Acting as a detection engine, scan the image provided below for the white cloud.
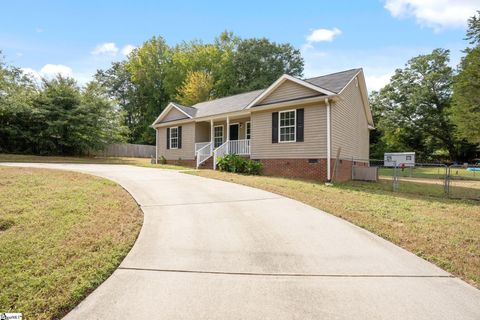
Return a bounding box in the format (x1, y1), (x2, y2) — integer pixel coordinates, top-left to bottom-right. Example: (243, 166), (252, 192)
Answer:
(91, 42), (119, 55)
(384, 0), (478, 30)
(121, 44), (136, 56)
(21, 68), (42, 81)
(40, 64), (73, 77)
(306, 28), (342, 43)
(365, 74), (393, 92)
(22, 64), (73, 82)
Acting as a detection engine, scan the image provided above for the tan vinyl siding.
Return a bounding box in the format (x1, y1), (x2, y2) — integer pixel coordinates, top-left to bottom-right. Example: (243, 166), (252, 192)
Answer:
(157, 122), (195, 160)
(162, 107), (189, 122)
(260, 80), (321, 105)
(251, 103), (327, 159)
(331, 78), (369, 160)
(195, 122), (210, 143)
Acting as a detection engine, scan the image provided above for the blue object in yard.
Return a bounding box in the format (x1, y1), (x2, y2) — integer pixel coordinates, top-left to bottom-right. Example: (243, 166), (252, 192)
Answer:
(466, 167), (480, 171)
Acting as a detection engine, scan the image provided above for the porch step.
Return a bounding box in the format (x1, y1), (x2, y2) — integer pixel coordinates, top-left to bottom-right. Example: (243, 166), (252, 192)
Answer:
(198, 157), (213, 169)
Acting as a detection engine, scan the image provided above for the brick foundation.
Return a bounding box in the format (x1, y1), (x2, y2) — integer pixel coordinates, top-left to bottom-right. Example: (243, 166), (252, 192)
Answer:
(254, 158), (367, 182)
(256, 159), (328, 181)
(333, 159), (368, 182)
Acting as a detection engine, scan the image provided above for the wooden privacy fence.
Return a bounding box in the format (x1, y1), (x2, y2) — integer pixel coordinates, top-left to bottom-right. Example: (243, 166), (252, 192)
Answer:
(91, 143), (156, 158)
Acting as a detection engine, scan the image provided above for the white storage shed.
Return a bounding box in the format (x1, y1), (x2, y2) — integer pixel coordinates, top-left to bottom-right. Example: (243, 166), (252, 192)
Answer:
(384, 152), (415, 167)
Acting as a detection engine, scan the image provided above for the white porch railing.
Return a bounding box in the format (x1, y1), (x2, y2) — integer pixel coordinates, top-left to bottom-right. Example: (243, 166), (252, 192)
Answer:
(195, 142), (211, 153)
(196, 142), (213, 168)
(213, 141), (229, 170)
(212, 139), (251, 169)
(228, 139), (251, 155)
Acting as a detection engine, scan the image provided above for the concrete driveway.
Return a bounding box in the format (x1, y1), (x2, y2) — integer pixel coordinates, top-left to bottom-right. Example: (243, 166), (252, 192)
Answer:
(3, 163), (480, 319)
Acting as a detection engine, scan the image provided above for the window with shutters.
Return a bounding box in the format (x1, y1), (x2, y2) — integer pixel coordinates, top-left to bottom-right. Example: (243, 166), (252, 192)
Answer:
(279, 110), (296, 142)
(214, 125), (224, 147)
(170, 127), (179, 149)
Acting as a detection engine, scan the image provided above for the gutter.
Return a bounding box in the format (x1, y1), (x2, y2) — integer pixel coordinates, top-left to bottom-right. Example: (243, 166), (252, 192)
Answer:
(325, 98), (331, 182)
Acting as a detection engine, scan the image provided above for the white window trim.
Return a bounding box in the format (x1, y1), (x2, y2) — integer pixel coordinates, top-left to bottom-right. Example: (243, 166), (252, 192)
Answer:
(169, 126), (179, 149)
(214, 125), (224, 147)
(278, 109), (296, 143)
(245, 121), (251, 140)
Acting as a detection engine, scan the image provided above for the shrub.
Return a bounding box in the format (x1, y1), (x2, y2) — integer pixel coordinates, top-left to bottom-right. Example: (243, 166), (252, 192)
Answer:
(159, 155), (167, 164)
(217, 154), (263, 175)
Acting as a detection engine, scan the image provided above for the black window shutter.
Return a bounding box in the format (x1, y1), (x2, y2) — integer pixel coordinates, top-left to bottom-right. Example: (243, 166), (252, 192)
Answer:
(178, 126), (182, 149)
(166, 127), (170, 149)
(296, 108), (304, 142)
(272, 112), (279, 143)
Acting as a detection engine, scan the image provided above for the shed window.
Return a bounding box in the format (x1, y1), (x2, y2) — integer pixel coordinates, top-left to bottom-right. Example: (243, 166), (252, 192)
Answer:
(406, 155), (412, 161)
(170, 127), (179, 149)
(279, 110), (296, 142)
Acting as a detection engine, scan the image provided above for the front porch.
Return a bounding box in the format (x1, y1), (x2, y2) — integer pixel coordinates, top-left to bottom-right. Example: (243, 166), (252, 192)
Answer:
(194, 116), (251, 169)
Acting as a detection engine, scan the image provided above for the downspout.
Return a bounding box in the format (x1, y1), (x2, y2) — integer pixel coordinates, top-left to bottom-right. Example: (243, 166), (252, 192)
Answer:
(155, 127), (158, 164)
(325, 98), (331, 182)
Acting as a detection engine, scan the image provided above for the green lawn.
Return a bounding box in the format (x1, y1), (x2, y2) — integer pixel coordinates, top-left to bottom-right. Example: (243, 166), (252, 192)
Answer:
(0, 167), (143, 319)
(0, 153), (191, 170)
(187, 170), (480, 288)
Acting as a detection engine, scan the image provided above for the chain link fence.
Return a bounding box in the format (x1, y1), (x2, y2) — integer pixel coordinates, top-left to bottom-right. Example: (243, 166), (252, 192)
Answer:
(334, 158), (480, 201)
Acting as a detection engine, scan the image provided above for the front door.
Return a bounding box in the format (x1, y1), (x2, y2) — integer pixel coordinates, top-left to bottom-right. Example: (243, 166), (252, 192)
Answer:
(229, 124), (239, 140)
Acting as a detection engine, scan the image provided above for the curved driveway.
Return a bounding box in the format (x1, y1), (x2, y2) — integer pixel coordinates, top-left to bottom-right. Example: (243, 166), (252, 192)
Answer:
(3, 163), (480, 319)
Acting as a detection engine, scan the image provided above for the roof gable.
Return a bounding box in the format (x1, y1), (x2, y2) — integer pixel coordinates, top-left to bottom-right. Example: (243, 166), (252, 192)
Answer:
(151, 102), (195, 126)
(257, 79), (322, 105)
(246, 74), (335, 109)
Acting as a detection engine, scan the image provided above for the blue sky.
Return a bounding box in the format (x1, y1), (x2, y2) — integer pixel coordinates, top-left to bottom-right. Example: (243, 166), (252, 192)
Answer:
(1, 0), (478, 90)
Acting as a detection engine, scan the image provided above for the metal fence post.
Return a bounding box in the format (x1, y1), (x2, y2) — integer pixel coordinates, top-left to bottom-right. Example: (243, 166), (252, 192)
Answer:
(392, 161), (398, 192)
(444, 166), (450, 197)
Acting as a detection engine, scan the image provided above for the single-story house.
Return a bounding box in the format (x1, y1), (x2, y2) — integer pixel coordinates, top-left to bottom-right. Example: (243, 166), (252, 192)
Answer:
(152, 68), (374, 181)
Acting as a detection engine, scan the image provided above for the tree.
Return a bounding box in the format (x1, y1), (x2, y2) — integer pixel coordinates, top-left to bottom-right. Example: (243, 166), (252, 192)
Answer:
(0, 54), (39, 153)
(176, 71), (214, 105)
(95, 61), (137, 142)
(452, 11), (480, 144)
(371, 49), (459, 161)
(225, 38), (304, 95)
(126, 36), (172, 144)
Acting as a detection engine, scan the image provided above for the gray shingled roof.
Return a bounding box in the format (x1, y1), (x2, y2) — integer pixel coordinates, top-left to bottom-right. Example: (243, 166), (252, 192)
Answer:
(162, 68), (361, 122)
(171, 102), (197, 118)
(305, 68), (361, 94)
(191, 89), (264, 118)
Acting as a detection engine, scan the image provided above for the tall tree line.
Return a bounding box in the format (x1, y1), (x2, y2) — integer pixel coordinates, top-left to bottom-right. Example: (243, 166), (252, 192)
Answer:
(0, 59), (126, 155)
(370, 12), (480, 162)
(95, 32), (304, 144)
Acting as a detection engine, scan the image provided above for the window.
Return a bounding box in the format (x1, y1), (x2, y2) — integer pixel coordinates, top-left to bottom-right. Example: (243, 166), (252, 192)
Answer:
(279, 110), (296, 142)
(214, 125), (224, 148)
(170, 127), (178, 149)
(245, 122), (251, 140)
(406, 155), (412, 161)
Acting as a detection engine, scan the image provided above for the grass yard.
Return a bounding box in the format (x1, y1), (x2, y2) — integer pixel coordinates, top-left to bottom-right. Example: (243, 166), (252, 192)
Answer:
(0, 153), (190, 170)
(187, 170), (480, 288)
(0, 167), (143, 319)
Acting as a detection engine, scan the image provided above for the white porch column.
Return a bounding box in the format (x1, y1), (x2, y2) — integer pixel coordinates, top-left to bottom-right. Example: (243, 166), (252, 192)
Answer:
(210, 119), (214, 152)
(325, 98), (331, 182)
